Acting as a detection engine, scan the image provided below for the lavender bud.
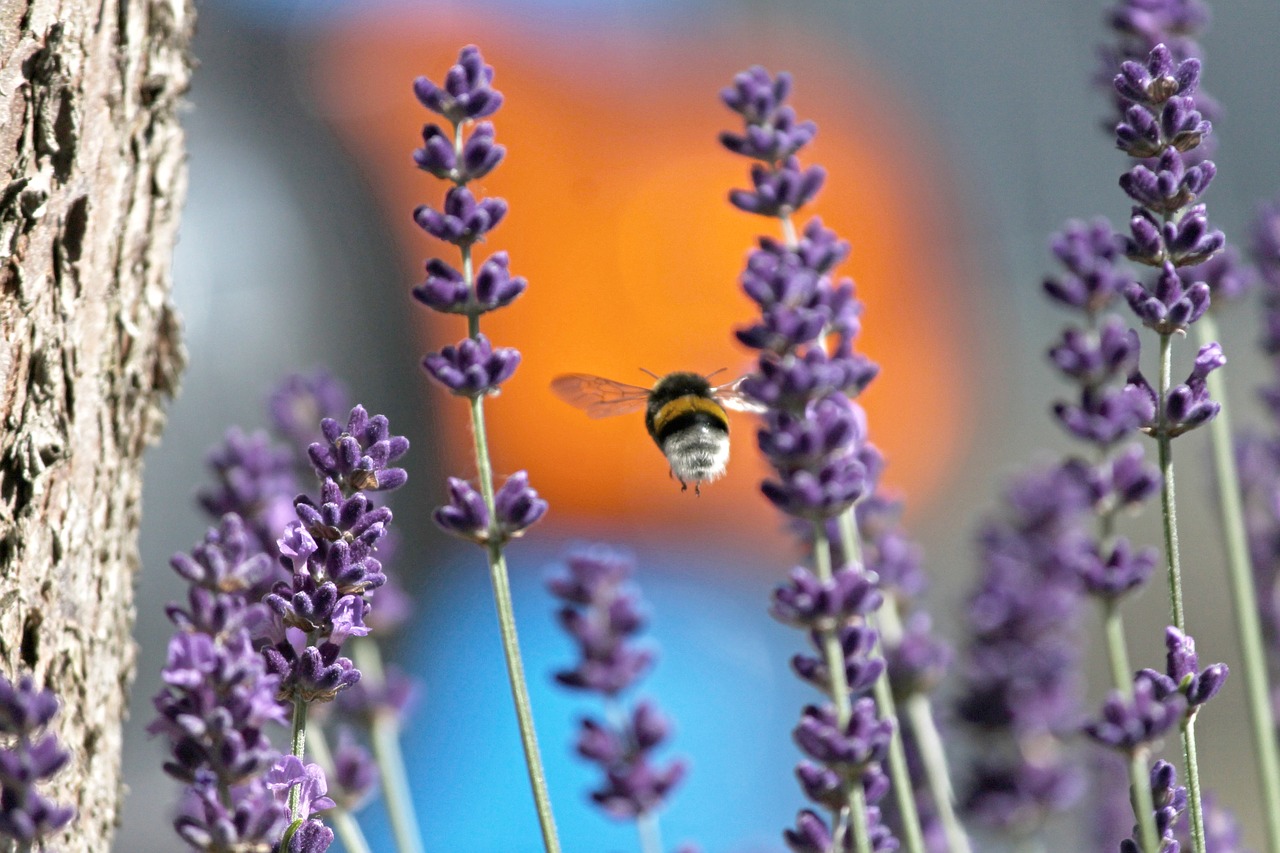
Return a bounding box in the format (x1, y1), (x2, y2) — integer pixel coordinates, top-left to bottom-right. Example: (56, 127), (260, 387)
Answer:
(1074, 537), (1158, 600)
(729, 158), (826, 218)
(308, 405), (409, 494)
(422, 333), (520, 397)
(413, 45), (503, 124)
(413, 186), (508, 247)
(494, 470), (548, 539)
(433, 477), (490, 542)
(1083, 675), (1185, 752)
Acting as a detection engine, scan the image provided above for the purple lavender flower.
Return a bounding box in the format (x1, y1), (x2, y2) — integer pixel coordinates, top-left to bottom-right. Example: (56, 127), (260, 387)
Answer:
(1128, 341), (1224, 437)
(198, 426), (299, 557)
(153, 519), (290, 850)
(414, 121), (505, 184)
(722, 64), (914, 851)
(308, 405), (409, 494)
(268, 370), (351, 462)
(413, 44), (503, 124)
(174, 775), (286, 853)
(549, 548), (687, 827)
(958, 463), (1091, 831)
(0, 674), (74, 843)
(422, 333), (521, 397)
(1084, 675), (1185, 753)
(550, 547), (652, 698)
(770, 565), (883, 631)
(1135, 626), (1229, 714)
(1120, 760), (1186, 853)
(412, 252), (525, 316)
(413, 186), (508, 247)
(329, 728), (379, 811)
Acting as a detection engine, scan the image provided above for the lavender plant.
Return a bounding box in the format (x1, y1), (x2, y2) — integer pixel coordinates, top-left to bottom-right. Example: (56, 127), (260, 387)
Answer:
(1107, 32), (1237, 852)
(548, 546), (692, 853)
(0, 674), (73, 845)
(720, 65), (965, 853)
(956, 464), (1091, 839)
(410, 45), (558, 852)
(1241, 200), (1280, 714)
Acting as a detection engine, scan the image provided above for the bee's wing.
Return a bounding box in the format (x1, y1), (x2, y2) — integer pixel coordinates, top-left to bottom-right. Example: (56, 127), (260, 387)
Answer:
(550, 373), (652, 419)
(712, 376), (767, 413)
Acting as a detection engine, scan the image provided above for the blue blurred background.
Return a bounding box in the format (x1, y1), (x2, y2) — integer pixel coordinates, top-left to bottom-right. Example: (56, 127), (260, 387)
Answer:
(120, 1), (1280, 850)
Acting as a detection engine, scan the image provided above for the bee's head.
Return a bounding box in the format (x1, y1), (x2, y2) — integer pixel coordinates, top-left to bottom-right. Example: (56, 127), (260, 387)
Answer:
(650, 371), (713, 399)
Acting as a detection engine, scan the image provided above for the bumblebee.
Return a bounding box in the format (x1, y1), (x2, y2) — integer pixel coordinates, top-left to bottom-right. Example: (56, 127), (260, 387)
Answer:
(550, 370), (763, 494)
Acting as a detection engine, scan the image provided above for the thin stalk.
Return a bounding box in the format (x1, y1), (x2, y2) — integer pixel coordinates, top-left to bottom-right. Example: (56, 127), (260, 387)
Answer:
(636, 813), (662, 853)
(1195, 314), (1280, 853)
(837, 511), (927, 853)
(351, 640), (426, 853)
(1156, 333), (1186, 630)
(813, 521), (872, 853)
(1102, 601), (1160, 853)
(848, 782), (874, 853)
(1181, 717), (1206, 853)
(288, 693), (309, 820)
(306, 727), (375, 853)
(467, 393), (562, 853)
(1155, 331), (1205, 852)
(853, 533), (969, 851)
(454, 196), (562, 850)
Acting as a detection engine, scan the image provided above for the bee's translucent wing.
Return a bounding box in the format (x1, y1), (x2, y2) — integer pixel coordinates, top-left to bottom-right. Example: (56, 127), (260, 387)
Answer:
(550, 373), (652, 419)
(712, 376), (767, 413)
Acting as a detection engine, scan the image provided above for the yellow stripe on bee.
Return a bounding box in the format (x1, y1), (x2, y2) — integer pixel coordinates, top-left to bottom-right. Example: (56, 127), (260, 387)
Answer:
(653, 395), (729, 436)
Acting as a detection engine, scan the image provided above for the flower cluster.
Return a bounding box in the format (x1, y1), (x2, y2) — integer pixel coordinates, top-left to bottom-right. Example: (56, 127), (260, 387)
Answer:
(151, 514), (293, 851)
(957, 465), (1091, 832)
(548, 547), (688, 826)
(1243, 200), (1280, 714)
(721, 66), (903, 852)
(157, 370), (415, 852)
(197, 426), (298, 562)
(412, 46), (548, 550)
(1112, 41), (1228, 408)
(263, 405), (407, 706)
(0, 674), (73, 843)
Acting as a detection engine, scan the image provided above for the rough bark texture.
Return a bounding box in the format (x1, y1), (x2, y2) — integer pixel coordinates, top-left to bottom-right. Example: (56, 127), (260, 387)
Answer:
(0, 0), (191, 848)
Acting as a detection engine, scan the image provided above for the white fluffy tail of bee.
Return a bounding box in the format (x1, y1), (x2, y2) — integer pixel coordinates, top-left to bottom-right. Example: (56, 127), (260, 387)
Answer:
(663, 424), (730, 490)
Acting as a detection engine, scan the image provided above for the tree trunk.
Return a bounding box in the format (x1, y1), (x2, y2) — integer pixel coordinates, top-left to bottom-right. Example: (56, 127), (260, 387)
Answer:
(0, 0), (192, 848)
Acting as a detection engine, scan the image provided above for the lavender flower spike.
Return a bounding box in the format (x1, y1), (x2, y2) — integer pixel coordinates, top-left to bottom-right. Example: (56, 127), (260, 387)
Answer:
(0, 674), (74, 843)
(412, 46), (561, 851)
(549, 547), (689, 847)
(722, 63), (929, 852)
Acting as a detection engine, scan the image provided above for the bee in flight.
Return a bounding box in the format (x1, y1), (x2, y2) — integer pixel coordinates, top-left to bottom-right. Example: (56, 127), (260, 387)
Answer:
(550, 370), (764, 494)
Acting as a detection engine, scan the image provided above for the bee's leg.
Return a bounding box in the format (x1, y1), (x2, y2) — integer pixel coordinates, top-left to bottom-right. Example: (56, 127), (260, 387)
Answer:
(694, 482), (701, 497)
(679, 478), (688, 492)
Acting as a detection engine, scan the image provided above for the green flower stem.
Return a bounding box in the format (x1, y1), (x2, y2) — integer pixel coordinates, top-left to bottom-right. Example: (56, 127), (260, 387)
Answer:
(351, 639), (425, 853)
(306, 727), (374, 853)
(813, 521), (873, 853)
(636, 812), (662, 853)
(1157, 333), (1187, 630)
(1155, 331), (1205, 853)
(842, 511), (970, 853)
(1195, 313), (1280, 853)
(465, 389), (562, 853)
(451, 211), (562, 851)
(288, 692), (309, 821)
(835, 513), (926, 853)
(1102, 600), (1160, 853)
(848, 782), (873, 853)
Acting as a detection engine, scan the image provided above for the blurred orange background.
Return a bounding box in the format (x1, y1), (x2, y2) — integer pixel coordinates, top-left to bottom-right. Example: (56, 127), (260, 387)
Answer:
(312, 12), (982, 540)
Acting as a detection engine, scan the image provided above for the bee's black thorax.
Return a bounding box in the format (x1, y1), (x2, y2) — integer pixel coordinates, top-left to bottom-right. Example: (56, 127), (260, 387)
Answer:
(644, 372), (729, 444)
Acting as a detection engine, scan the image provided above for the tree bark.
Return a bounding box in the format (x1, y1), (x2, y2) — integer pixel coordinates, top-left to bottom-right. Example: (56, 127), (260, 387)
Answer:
(0, 0), (192, 848)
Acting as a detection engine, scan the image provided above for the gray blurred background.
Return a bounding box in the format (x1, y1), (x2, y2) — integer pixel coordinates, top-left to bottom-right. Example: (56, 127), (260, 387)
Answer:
(119, 1), (1280, 850)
